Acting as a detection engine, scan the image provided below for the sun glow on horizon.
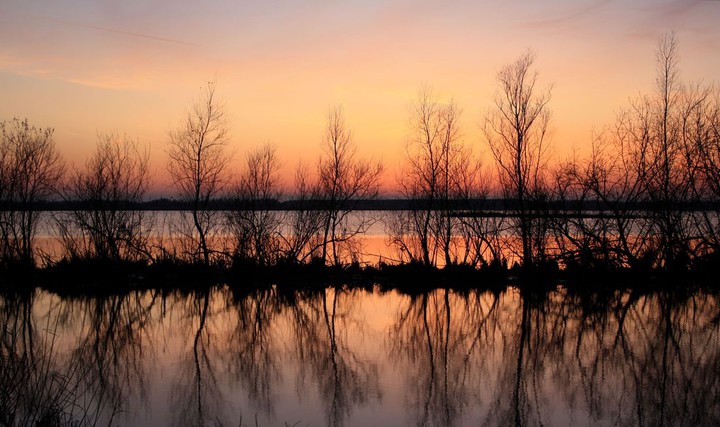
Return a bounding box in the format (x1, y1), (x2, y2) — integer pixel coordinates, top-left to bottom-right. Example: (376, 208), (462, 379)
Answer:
(1, 0), (719, 197)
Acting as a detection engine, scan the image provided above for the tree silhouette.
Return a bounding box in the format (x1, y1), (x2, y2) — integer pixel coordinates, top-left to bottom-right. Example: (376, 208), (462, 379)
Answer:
(280, 162), (325, 264)
(0, 118), (64, 267)
(484, 51), (552, 268)
(391, 87), (486, 267)
(168, 82), (230, 264)
(317, 106), (383, 266)
(59, 133), (150, 262)
(226, 143), (283, 266)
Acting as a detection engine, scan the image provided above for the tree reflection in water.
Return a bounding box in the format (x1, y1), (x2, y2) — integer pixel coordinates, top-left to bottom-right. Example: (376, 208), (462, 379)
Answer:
(1, 284), (720, 426)
(168, 288), (225, 427)
(0, 289), (156, 425)
(68, 290), (157, 423)
(286, 287), (381, 427)
(222, 287), (282, 416)
(388, 288), (501, 426)
(489, 287), (720, 427)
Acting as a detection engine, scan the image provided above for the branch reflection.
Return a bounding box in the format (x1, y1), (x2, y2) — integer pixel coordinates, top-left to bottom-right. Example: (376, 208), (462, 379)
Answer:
(287, 287), (381, 427)
(389, 288), (501, 426)
(1, 284), (719, 426)
(167, 288), (224, 427)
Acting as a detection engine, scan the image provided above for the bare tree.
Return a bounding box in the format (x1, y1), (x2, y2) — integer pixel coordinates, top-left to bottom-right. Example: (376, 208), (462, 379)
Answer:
(614, 33), (701, 270)
(0, 118), (64, 267)
(391, 88), (487, 267)
(280, 162), (325, 264)
(547, 34), (720, 271)
(226, 143), (283, 265)
(484, 50), (552, 268)
(683, 87), (720, 255)
(58, 133), (150, 262)
(317, 106), (383, 266)
(168, 82), (230, 264)
(545, 132), (652, 270)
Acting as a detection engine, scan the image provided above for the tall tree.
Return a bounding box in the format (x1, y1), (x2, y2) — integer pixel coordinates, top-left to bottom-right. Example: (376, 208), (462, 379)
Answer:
(168, 82), (230, 264)
(391, 88), (484, 266)
(616, 33), (698, 269)
(317, 106), (383, 266)
(484, 50), (552, 268)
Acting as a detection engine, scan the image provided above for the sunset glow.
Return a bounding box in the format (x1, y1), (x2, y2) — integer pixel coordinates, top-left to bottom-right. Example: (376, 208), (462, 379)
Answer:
(2, 0), (719, 195)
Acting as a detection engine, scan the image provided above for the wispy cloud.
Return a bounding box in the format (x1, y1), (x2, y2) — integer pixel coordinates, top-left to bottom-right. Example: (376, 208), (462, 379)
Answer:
(40, 15), (201, 47)
(0, 54), (146, 90)
(647, 0), (706, 22)
(624, 0), (717, 42)
(521, 0), (616, 30)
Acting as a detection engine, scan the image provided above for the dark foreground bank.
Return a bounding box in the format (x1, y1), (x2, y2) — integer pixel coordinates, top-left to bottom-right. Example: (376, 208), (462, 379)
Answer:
(2, 256), (719, 297)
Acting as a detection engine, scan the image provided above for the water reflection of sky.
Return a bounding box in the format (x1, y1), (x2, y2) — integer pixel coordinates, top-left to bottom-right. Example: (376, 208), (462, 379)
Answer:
(3, 285), (719, 426)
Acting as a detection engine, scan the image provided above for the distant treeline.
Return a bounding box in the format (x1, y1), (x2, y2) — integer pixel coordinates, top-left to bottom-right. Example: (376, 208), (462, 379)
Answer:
(5, 197), (720, 213)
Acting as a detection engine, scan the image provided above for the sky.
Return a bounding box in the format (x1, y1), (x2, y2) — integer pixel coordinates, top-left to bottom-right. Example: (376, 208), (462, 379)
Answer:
(1, 0), (719, 196)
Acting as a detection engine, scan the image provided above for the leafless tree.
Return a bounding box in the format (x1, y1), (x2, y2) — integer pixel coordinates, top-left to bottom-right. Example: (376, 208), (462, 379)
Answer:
(280, 163), (325, 264)
(683, 87), (720, 254)
(0, 118), (64, 267)
(614, 33), (702, 269)
(548, 34), (720, 271)
(390, 88), (487, 267)
(58, 133), (150, 262)
(444, 144), (493, 267)
(483, 50), (552, 268)
(548, 134), (651, 270)
(168, 82), (230, 264)
(317, 106), (383, 266)
(226, 143), (283, 265)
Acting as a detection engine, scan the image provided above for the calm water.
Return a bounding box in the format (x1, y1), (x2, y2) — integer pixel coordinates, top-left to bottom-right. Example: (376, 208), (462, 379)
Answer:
(33, 210), (396, 265)
(2, 285), (719, 426)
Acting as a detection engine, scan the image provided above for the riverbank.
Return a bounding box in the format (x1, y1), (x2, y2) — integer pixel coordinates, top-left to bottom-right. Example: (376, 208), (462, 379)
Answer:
(2, 256), (718, 297)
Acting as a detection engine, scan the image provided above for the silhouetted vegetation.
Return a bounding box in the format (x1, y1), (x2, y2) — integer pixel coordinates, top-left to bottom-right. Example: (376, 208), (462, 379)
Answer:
(168, 81), (230, 265)
(2, 34), (720, 289)
(389, 87), (490, 268)
(226, 143), (284, 266)
(316, 106), (383, 266)
(0, 118), (64, 269)
(57, 132), (151, 263)
(484, 49), (553, 269)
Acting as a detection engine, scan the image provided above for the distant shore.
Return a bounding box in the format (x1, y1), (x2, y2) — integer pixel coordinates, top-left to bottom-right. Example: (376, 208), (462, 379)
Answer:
(4, 197), (720, 212)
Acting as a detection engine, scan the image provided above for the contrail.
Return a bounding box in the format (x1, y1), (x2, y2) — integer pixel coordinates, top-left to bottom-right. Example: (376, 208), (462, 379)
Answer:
(41, 15), (201, 47)
(522, 0), (615, 29)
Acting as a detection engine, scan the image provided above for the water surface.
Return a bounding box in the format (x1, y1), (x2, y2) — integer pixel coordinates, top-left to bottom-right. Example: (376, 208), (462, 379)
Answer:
(2, 285), (718, 426)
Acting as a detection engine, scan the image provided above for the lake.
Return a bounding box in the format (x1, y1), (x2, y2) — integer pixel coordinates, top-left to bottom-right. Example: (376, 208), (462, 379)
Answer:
(2, 284), (718, 426)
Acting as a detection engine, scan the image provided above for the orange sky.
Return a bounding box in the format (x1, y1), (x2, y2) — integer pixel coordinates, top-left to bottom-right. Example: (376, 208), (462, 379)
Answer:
(1, 0), (719, 196)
